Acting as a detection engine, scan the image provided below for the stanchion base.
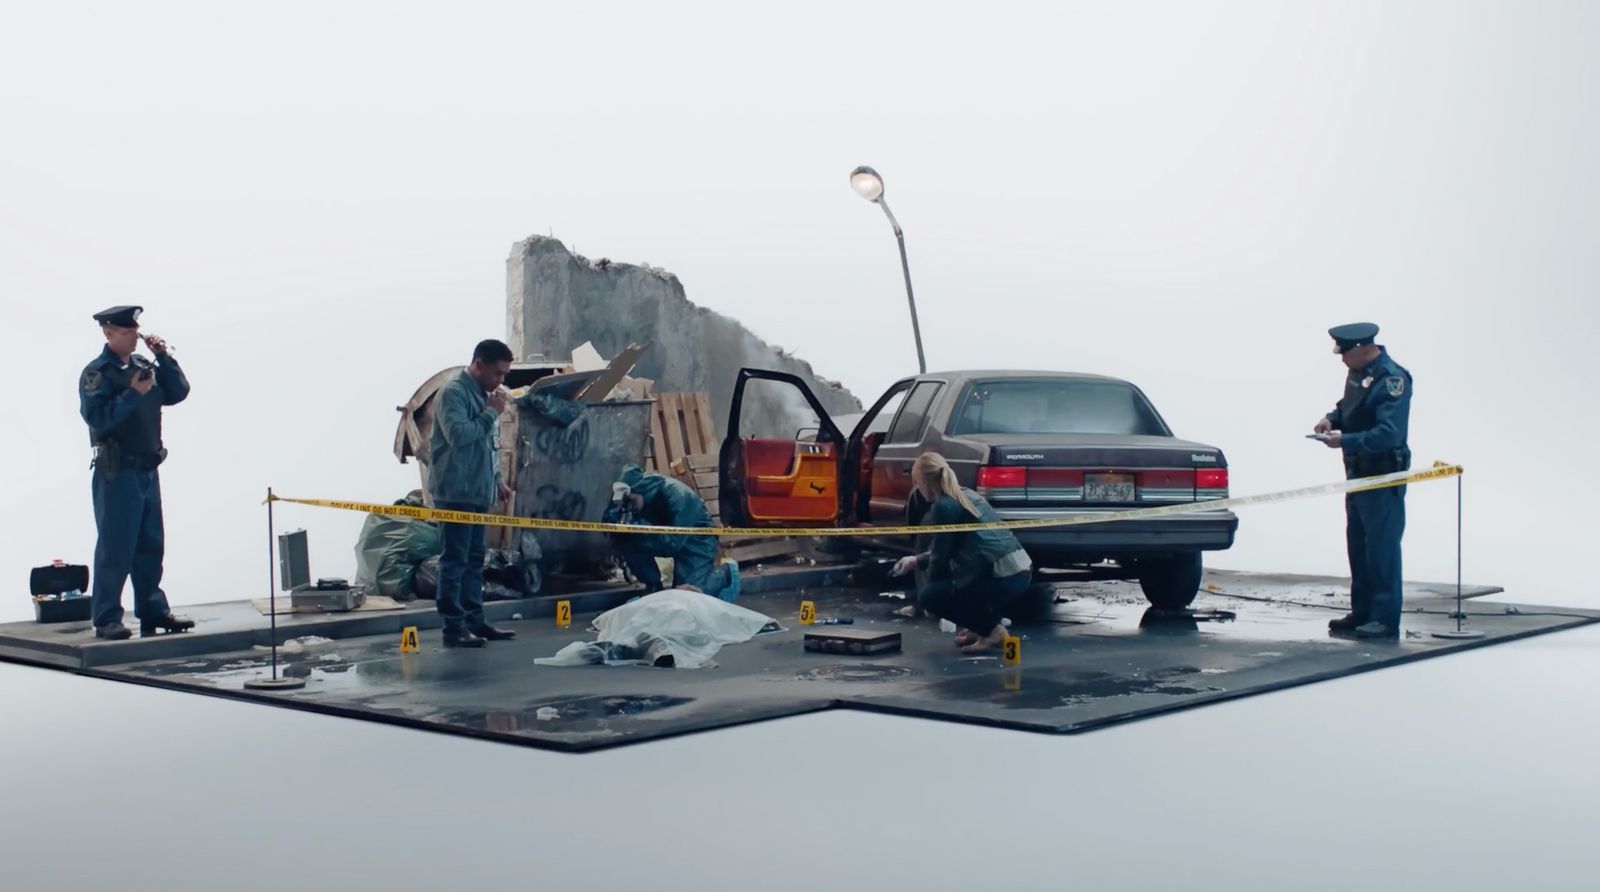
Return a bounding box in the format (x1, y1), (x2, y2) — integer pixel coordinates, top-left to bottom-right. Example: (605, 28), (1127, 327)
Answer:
(1432, 629), (1487, 640)
(244, 676), (307, 691)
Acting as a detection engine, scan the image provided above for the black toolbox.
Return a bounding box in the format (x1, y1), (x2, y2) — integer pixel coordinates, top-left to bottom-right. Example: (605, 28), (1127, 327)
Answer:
(31, 562), (91, 624)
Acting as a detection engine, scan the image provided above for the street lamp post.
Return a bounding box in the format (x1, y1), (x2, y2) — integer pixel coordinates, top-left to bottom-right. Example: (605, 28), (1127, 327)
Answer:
(850, 165), (927, 375)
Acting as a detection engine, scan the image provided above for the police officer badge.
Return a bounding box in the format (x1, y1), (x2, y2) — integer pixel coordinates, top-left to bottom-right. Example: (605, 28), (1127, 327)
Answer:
(81, 369), (101, 392)
(1385, 376), (1405, 397)
(1361, 376), (1373, 389)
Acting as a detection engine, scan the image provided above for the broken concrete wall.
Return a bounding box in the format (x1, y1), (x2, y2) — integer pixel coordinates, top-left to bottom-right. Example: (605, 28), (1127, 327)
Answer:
(507, 235), (861, 442)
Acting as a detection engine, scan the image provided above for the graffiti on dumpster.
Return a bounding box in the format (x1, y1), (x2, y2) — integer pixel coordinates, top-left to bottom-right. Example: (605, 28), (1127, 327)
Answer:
(533, 484), (588, 523)
(534, 417), (590, 465)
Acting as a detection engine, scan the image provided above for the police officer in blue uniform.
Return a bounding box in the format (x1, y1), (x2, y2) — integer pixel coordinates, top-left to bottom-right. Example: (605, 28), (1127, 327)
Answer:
(80, 306), (195, 640)
(1314, 322), (1413, 640)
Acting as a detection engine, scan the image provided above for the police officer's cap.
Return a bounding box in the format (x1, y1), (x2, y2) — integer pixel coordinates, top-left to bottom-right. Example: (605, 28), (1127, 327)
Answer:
(92, 305), (143, 328)
(1328, 322), (1379, 353)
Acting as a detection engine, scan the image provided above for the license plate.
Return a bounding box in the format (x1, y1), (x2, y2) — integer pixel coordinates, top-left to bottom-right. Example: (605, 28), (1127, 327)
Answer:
(1084, 473), (1135, 502)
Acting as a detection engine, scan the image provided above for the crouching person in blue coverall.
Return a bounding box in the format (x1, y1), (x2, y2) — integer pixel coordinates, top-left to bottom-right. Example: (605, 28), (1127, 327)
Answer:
(604, 464), (740, 601)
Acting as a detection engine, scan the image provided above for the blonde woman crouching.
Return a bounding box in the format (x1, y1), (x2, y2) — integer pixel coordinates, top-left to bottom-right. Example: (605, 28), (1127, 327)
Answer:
(890, 452), (1033, 653)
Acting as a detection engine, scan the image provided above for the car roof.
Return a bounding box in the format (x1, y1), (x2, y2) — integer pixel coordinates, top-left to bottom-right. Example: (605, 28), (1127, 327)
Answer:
(920, 370), (1134, 386)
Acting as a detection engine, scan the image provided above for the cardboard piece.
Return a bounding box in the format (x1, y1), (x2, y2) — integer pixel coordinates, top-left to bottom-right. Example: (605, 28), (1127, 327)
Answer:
(571, 341), (606, 373)
(575, 341), (652, 402)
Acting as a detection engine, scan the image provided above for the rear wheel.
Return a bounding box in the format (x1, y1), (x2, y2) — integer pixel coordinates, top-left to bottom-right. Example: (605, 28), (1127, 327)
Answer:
(1138, 553), (1202, 610)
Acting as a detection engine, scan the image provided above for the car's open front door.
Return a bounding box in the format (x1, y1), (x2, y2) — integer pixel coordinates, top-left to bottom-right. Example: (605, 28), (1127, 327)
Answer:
(718, 368), (846, 528)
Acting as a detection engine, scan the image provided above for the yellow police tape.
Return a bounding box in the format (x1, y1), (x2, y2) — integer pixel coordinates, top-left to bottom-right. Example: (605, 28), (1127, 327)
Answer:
(265, 462), (1460, 538)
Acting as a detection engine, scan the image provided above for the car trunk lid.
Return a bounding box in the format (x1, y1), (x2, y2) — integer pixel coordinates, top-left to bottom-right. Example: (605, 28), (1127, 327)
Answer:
(957, 434), (1229, 507)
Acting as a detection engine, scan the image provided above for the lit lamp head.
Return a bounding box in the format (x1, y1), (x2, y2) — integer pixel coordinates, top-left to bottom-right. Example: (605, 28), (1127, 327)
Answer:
(850, 165), (885, 202)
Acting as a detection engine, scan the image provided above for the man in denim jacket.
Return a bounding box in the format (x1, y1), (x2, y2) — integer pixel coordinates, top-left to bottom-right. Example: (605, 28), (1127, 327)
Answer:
(428, 339), (518, 648)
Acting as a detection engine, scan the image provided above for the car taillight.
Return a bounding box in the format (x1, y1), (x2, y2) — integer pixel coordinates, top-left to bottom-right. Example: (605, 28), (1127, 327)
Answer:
(977, 466), (1027, 489)
(1196, 468), (1228, 489)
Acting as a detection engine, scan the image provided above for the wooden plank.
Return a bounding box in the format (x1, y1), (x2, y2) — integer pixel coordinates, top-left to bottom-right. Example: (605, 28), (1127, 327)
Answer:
(688, 396), (713, 453)
(672, 452), (717, 475)
(659, 392), (689, 466)
(691, 392), (717, 449)
(575, 341), (651, 402)
(680, 399), (704, 455)
(692, 470), (718, 490)
(680, 397), (707, 454)
(705, 498), (719, 519)
(682, 452), (718, 472)
(648, 400), (670, 472)
(726, 538), (803, 564)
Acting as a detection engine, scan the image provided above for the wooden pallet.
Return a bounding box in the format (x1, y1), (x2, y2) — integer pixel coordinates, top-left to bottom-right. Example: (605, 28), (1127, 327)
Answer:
(671, 452), (721, 524)
(645, 392), (718, 474)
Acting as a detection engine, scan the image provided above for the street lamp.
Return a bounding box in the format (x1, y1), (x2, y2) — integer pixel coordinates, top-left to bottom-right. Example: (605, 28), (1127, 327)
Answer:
(849, 165), (927, 374)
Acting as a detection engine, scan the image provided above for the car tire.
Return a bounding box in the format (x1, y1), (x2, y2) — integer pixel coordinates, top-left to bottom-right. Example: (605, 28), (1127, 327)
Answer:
(1138, 553), (1202, 610)
(1009, 580), (1057, 622)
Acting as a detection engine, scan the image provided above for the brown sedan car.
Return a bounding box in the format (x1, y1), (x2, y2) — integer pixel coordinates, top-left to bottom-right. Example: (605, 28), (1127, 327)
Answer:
(719, 368), (1238, 609)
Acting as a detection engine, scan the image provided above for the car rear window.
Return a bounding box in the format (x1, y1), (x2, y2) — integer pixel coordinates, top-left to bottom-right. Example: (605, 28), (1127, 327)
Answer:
(948, 379), (1169, 436)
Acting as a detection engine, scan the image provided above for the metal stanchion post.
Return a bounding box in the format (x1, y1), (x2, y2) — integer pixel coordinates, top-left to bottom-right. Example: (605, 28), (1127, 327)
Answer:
(246, 486), (307, 689)
(1434, 472), (1484, 640)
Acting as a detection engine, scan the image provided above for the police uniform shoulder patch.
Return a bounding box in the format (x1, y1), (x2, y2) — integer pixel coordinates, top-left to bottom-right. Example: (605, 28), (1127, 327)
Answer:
(1385, 376), (1405, 397)
(81, 369), (102, 392)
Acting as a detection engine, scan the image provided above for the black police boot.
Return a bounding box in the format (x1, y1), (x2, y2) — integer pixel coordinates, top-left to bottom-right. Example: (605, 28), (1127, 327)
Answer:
(471, 624), (517, 641)
(1353, 621), (1399, 640)
(1328, 613), (1362, 633)
(442, 628), (486, 648)
(141, 614), (196, 636)
(94, 621), (132, 641)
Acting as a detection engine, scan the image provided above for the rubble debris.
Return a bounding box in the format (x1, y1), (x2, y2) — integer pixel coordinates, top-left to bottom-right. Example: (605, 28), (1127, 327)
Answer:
(507, 235), (860, 440)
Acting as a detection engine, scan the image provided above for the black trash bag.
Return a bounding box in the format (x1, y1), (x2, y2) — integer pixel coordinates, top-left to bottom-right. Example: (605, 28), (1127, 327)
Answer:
(412, 555), (441, 600)
(481, 548), (528, 601)
(483, 582), (522, 602)
(519, 393), (585, 427)
(484, 549), (523, 590)
(412, 551), (526, 601)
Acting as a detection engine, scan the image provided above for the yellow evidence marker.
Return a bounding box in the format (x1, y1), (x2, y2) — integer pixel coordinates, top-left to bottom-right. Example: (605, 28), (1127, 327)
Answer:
(1002, 635), (1021, 666)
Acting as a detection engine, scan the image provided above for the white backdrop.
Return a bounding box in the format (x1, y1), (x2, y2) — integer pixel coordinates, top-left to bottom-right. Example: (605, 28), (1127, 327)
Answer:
(3, 0), (1595, 618)
(4, 5), (1600, 891)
